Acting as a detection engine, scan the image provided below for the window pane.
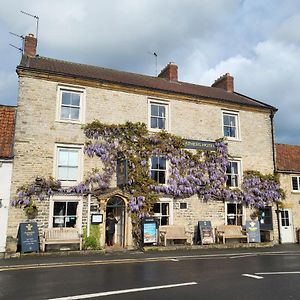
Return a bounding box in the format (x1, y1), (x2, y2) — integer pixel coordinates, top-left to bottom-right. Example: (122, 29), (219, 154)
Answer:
(158, 118), (165, 129)
(66, 216), (77, 227)
(70, 93), (80, 106)
(58, 167), (69, 181)
(223, 115), (230, 125)
(68, 151), (78, 166)
(67, 202), (78, 215)
(158, 158), (166, 170)
(54, 202), (66, 216)
(231, 162), (238, 174)
(151, 157), (159, 169)
(158, 171), (165, 184)
(53, 217), (65, 227)
(151, 170), (158, 181)
(151, 104), (158, 116)
(229, 116), (236, 126)
(292, 177), (299, 190)
(68, 167), (78, 181)
(61, 106), (70, 119)
(151, 117), (157, 128)
(62, 92), (71, 105)
(70, 107), (80, 120)
(58, 150), (69, 165)
(162, 203), (169, 215)
(158, 106), (165, 117)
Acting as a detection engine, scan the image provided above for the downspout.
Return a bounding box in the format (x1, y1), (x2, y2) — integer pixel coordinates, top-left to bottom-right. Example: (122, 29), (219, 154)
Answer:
(270, 109), (281, 244)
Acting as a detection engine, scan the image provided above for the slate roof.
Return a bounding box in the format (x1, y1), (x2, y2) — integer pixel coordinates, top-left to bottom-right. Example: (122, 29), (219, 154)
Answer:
(17, 55), (276, 111)
(0, 105), (16, 159)
(276, 144), (300, 173)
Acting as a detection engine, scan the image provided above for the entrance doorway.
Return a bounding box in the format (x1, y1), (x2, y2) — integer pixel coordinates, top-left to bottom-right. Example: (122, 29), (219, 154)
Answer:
(106, 197), (125, 246)
(279, 209), (294, 243)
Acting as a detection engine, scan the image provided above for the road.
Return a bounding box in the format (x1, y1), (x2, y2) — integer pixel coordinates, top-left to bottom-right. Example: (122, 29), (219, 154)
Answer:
(0, 248), (300, 299)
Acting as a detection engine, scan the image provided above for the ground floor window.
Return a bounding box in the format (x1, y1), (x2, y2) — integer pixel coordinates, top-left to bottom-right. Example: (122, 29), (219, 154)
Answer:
(52, 201), (79, 228)
(152, 202), (170, 225)
(226, 202), (243, 225)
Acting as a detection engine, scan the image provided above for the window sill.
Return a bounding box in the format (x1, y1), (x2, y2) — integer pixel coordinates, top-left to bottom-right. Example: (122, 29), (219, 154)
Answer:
(55, 119), (84, 125)
(224, 137), (241, 142)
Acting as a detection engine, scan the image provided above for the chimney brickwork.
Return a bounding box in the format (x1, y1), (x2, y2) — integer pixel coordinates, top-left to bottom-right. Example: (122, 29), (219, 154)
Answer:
(211, 73), (234, 92)
(24, 33), (37, 57)
(158, 62), (178, 81)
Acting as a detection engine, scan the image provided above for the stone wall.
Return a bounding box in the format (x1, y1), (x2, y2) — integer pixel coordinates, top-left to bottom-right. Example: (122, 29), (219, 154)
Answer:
(7, 75), (276, 244)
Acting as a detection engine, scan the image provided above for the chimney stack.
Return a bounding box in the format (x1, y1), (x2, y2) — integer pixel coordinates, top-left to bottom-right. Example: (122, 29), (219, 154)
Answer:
(211, 73), (234, 92)
(24, 33), (37, 57)
(158, 62), (178, 81)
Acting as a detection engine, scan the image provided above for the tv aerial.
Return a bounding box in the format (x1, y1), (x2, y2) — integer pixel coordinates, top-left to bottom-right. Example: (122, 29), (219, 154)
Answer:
(9, 32), (24, 52)
(21, 10), (39, 41)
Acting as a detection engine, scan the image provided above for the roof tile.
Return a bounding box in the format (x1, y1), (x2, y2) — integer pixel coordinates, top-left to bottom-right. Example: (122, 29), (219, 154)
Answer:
(18, 56), (276, 111)
(276, 144), (300, 173)
(0, 106), (16, 159)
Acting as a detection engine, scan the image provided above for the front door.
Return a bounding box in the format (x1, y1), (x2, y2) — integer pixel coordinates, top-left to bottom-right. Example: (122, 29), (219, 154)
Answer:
(280, 209), (294, 243)
(106, 197), (125, 247)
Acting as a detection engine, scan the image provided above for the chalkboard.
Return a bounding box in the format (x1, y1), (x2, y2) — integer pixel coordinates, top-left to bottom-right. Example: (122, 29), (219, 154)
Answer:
(198, 221), (214, 245)
(246, 220), (261, 243)
(142, 218), (158, 246)
(17, 222), (39, 253)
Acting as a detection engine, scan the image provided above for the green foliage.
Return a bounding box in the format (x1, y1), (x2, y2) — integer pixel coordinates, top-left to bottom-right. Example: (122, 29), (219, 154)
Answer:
(83, 224), (101, 250)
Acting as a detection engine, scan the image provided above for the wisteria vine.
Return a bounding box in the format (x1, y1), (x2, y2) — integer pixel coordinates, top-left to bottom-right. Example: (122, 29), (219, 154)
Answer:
(13, 121), (284, 232)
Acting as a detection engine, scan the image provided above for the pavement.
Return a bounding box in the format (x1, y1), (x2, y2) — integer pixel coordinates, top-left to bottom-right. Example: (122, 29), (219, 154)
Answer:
(1, 243), (300, 267)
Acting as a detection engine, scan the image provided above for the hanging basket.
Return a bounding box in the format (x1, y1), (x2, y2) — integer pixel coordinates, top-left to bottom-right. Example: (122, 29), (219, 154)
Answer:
(24, 204), (38, 219)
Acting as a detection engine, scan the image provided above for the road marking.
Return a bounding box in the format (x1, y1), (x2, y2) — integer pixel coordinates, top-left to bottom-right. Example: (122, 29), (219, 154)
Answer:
(255, 271), (300, 275)
(230, 254), (257, 259)
(1, 251), (299, 272)
(242, 274), (264, 279)
(47, 282), (198, 299)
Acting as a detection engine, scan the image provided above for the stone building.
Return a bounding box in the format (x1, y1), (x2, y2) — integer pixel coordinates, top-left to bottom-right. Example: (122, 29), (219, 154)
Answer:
(0, 105), (16, 253)
(7, 34), (280, 251)
(275, 143), (300, 243)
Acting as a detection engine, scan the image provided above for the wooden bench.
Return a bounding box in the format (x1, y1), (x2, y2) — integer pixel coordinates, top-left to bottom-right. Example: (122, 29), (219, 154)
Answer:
(42, 228), (82, 252)
(216, 225), (249, 244)
(159, 225), (192, 246)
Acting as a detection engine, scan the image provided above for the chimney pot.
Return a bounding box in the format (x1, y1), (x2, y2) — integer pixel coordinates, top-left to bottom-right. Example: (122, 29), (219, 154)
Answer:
(211, 73), (234, 92)
(24, 33), (37, 57)
(158, 62), (178, 81)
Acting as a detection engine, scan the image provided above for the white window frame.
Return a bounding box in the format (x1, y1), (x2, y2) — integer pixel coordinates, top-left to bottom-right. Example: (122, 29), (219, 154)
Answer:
(150, 156), (168, 184)
(56, 85), (86, 124)
(226, 160), (242, 188)
(152, 198), (173, 226)
(54, 144), (83, 186)
(291, 176), (300, 192)
(222, 110), (240, 140)
(148, 99), (170, 131)
(225, 202), (245, 225)
(49, 195), (83, 231)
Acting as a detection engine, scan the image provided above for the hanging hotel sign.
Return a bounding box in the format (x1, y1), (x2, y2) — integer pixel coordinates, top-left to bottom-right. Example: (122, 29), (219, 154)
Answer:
(184, 139), (216, 151)
(117, 159), (128, 188)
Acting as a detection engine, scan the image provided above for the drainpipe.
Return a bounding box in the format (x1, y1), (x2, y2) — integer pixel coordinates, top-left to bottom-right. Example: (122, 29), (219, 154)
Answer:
(87, 184), (92, 237)
(270, 109), (281, 244)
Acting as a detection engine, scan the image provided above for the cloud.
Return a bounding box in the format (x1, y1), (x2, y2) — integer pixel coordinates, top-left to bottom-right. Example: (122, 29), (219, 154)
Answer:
(1, 0), (300, 144)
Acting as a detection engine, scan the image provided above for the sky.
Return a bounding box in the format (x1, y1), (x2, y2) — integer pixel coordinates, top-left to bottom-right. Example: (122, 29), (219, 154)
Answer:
(0, 0), (300, 145)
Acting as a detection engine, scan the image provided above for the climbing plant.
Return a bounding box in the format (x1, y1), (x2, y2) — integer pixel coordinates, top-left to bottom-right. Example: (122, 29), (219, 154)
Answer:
(12, 121), (284, 245)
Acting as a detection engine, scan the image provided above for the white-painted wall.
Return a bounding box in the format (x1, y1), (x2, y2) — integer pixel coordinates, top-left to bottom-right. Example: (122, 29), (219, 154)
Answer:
(0, 161), (13, 252)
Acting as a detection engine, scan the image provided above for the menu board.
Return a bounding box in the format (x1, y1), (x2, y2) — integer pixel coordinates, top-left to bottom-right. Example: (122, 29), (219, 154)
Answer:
(18, 222), (39, 253)
(198, 221), (214, 245)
